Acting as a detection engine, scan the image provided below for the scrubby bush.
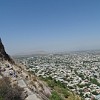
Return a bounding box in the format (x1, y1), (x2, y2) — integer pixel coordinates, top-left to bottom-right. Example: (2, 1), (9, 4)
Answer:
(0, 77), (24, 100)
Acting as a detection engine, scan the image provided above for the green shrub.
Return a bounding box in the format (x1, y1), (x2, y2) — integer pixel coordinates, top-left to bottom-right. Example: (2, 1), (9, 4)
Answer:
(50, 91), (63, 100)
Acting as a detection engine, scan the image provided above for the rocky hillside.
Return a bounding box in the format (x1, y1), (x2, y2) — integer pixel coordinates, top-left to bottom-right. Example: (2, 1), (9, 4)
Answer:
(0, 39), (50, 100)
(0, 38), (14, 64)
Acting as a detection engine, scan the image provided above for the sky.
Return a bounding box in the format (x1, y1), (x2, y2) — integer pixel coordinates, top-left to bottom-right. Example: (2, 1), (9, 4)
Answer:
(0, 0), (100, 55)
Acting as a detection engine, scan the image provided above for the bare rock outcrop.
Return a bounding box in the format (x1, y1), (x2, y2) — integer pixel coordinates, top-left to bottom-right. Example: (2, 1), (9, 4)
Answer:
(0, 38), (14, 64)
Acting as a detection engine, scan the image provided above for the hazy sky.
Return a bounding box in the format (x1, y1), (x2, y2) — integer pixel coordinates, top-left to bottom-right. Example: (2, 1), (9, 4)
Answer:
(0, 0), (100, 55)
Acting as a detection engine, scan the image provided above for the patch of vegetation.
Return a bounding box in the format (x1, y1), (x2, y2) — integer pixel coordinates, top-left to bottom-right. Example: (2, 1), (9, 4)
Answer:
(40, 76), (70, 99)
(78, 84), (86, 88)
(0, 77), (24, 100)
(92, 91), (98, 95)
(90, 78), (100, 86)
(40, 76), (82, 100)
(50, 91), (63, 100)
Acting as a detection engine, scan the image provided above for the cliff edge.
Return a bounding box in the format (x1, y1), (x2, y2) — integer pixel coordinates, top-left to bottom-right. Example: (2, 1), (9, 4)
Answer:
(0, 38), (14, 64)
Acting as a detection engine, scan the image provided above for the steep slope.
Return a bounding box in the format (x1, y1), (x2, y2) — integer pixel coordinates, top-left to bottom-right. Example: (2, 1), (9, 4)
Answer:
(0, 38), (14, 64)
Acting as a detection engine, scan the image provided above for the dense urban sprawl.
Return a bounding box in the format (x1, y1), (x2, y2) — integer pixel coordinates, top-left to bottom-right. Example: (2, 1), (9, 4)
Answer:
(16, 52), (100, 100)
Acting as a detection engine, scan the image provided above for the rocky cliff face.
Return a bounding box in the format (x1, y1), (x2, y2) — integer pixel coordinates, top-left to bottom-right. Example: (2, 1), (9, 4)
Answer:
(0, 38), (14, 64)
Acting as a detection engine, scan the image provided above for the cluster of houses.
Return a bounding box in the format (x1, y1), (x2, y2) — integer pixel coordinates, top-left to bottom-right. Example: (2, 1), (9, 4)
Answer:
(18, 52), (100, 100)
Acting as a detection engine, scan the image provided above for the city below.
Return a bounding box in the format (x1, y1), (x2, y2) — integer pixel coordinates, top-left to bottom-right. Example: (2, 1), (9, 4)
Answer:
(15, 50), (100, 100)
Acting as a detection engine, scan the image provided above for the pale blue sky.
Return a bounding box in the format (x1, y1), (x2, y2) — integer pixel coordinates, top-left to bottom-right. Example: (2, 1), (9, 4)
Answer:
(0, 0), (100, 55)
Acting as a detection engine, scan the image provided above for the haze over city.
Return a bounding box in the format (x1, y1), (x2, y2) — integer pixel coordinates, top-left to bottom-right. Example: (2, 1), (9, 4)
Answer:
(0, 0), (100, 55)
